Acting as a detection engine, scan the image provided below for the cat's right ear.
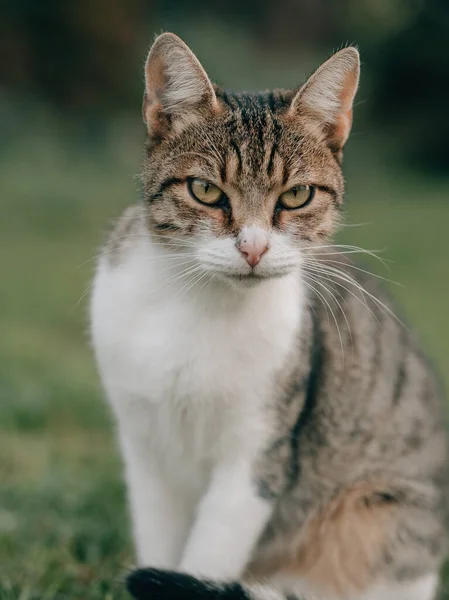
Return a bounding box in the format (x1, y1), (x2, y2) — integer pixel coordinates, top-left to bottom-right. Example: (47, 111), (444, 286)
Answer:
(143, 33), (219, 139)
(289, 47), (360, 157)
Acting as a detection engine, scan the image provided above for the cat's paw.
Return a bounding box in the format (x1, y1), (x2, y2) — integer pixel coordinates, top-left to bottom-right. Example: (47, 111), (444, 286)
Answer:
(126, 568), (206, 600)
(126, 567), (247, 600)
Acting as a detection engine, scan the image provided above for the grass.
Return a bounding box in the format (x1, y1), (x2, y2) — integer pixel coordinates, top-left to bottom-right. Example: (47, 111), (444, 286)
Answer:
(1, 112), (449, 598)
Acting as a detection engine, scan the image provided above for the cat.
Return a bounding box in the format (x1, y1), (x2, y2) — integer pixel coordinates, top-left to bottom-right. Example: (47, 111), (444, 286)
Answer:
(90, 33), (449, 600)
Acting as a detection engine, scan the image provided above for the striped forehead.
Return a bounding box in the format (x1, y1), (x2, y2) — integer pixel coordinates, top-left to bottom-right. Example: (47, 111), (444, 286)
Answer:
(218, 91), (291, 184)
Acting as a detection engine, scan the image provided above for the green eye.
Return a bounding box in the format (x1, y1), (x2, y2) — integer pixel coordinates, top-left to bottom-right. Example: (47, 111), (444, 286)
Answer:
(279, 185), (315, 209)
(187, 178), (224, 205)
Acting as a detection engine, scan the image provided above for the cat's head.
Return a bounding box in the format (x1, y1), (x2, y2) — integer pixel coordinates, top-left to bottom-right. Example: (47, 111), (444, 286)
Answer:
(141, 33), (359, 284)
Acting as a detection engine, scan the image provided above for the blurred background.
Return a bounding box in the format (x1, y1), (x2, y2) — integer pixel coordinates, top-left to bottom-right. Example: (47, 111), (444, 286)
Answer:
(0, 1), (448, 598)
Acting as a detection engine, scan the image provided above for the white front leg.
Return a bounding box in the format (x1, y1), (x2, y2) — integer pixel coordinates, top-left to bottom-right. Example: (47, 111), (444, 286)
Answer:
(179, 459), (272, 579)
(119, 431), (193, 568)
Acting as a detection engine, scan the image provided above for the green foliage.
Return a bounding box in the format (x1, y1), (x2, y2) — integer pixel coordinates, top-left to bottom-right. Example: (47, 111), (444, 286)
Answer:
(1, 111), (449, 597)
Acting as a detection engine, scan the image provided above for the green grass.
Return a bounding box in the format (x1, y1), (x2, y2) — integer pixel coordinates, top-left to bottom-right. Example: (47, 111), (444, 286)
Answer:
(1, 114), (449, 598)
(0, 117), (138, 598)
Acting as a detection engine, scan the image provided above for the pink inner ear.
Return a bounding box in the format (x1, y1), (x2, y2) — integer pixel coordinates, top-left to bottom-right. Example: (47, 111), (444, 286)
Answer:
(334, 108), (353, 147)
(143, 53), (168, 134)
(340, 69), (359, 113)
(143, 96), (171, 139)
(145, 54), (167, 106)
(333, 68), (358, 146)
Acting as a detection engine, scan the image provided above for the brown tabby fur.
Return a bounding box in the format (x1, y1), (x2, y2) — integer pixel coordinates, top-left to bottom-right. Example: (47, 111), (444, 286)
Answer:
(141, 88), (344, 247)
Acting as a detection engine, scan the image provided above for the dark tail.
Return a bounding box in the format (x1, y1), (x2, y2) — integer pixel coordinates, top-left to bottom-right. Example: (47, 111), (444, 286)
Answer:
(126, 568), (293, 600)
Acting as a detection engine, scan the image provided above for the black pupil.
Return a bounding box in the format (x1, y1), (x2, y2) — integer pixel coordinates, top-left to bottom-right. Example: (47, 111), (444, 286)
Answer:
(294, 186), (307, 197)
(203, 183), (209, 193)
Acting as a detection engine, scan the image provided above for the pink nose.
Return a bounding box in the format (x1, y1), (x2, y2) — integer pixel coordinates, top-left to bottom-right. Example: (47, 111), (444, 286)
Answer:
(237, 240), (269, 267)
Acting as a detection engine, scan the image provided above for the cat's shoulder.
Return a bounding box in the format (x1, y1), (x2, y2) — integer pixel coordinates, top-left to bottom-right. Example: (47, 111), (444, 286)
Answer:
(103, 204), (147, 267)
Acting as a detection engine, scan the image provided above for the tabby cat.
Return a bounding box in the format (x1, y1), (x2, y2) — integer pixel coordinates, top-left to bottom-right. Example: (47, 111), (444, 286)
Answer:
(90, 33), (449, 600)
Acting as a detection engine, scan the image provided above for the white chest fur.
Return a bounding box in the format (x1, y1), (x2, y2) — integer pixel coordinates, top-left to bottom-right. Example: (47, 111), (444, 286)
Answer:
(91, 236), (303, 484)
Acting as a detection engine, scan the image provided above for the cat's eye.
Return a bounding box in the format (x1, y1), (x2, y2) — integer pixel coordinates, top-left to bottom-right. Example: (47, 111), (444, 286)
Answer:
(187, 178), (224, 205)
(279, 185), (315, 209)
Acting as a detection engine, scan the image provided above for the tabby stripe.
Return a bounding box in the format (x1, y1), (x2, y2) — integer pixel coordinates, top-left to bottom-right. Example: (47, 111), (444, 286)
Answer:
(256, 119), (267, 168)
(238, 104), (252, 129)
(230, 140), (243, 176)
(153, 223), (183, 231)
(220, 91), (239, 110)
(220, 90), (231, 107)
(369, 306), (382, 396)
(289, 311), (323, 485)
(158, 177), (185, 194)
(220, 156), (228, 182)
(267, 142), (278, 176)
(282, 162), (290, 186)
(393, 333), (408, 405)
(233, 94), (245, 111)
(317, 185), (338, 204)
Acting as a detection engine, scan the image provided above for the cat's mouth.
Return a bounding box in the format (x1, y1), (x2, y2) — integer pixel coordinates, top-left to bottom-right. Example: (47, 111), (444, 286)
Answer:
(226, 273), (267, 280)
(223, 269), (293, 282)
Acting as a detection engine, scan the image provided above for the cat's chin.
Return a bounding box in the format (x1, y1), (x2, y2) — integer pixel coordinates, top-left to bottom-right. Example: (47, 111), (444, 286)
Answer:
(219, 271), (292, 289)
(226, 276), (267, 290)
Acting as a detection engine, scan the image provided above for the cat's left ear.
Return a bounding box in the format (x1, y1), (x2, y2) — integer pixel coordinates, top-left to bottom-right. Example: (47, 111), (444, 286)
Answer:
(143, 33), (219, 139)
(289, 47), (360, 155)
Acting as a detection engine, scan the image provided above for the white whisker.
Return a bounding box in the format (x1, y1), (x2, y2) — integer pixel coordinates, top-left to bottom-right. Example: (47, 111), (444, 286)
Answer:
(145, 264), (203, 300)
(303, 244), (390, 269)
(77, 248), (198, 269)
(302, 274), (345, 360)
(303, 263), (379, 324)
(339, 221), (372, 228)
(150, 235), (200, 248)
(197, 272), (215, 294)
(303, 271), (353, 348)
(70, 283), (94, 312)
(175, 268), (210, 301)
(303, 261), (404, 326)
(315, 259), (401, 287)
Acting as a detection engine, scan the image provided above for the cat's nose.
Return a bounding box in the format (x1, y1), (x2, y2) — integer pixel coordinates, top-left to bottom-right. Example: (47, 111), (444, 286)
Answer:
(236, 226), (270, 267)
(238, 243), (269, 267)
